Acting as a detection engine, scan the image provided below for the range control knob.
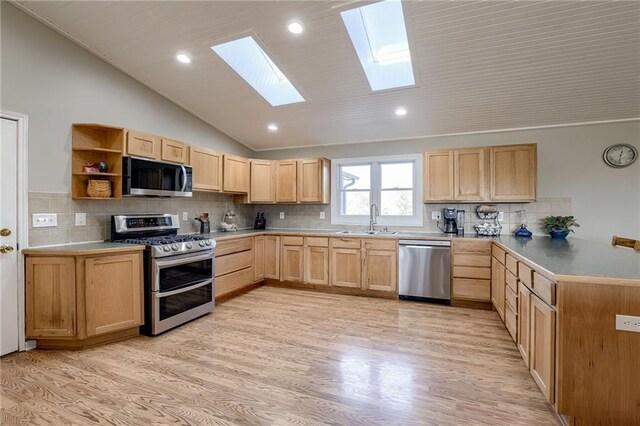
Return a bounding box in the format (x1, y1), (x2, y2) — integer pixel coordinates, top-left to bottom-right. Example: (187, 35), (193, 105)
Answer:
(198, 241), (206, 247)
(205, 240), (212, 246)
(186, 242), (193, 249)
(171, 244), (179, 251)
(162, 246), (171, 252)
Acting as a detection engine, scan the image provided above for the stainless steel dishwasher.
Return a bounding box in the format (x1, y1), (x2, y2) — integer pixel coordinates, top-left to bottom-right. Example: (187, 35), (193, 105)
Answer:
(398, 240), (451, 303)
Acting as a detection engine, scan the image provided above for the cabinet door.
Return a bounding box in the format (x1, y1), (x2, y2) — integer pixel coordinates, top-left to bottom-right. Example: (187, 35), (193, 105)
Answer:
(127, 130), (159, 159)
(264, 236), (281, 279)
(26, 257), (76, 338)
(84, 253), (143, 337)
(281, 245), (304, 282)
(363, 249), (397, 292)
(276, 160), (297, 203)
(530, 295), (556, 404)
(331, 248), (361, 288)
(254, 235), (265, 282)
(424, 150), (454, 201)
(491, 257), (505, 320)
(298, 158), (327, 203)
(304, 247), (329, 285)
(223, 155), (249, 193)
(490, 144), (537, 201)
(517, 282), (532, 367)
(250, 160), (275, 203)
(161, 138), (188, 164)
(454, 148), (486, 201)
(189, 146), (222, 192)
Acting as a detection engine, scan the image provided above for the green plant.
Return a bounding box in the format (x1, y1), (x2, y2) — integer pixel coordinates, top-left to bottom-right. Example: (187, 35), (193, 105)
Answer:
(543, 215), (580, 233)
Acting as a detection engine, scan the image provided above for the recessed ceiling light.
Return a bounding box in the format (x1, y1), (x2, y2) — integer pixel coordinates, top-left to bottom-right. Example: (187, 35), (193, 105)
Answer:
(176, 53), (191, 64)
(395, 107), (408, 116)
(268, 124), (279, 131)
(288, 21), (304, 35)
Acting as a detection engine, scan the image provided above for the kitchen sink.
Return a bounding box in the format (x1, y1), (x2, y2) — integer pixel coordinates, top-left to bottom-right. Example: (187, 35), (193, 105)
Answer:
(335, 230), (400, 236)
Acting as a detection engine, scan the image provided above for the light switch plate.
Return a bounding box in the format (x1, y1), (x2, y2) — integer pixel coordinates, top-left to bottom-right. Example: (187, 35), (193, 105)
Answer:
(182, 212), (189, 221)
(319, 212), (325, 219)
(616, 315), (640, 333)
(431, 211), (441, 221)
(279, 212), (285, 219)
(75, 213), (86, 226)
(32, 213), (57, 228)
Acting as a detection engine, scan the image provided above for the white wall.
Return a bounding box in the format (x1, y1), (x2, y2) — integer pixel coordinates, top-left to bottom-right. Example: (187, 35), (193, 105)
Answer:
(258, 121), (640, 244)
(0, 3), (253, 193)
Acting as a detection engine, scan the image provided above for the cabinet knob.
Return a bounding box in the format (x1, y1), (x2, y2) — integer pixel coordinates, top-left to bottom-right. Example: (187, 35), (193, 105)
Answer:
(0, 244), (14, 254)
(0, 228), (10, 237)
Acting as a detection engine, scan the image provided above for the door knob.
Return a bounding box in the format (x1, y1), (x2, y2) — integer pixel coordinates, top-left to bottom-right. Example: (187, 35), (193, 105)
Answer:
(0, 228), (10, 237)
(0, 244), (14, 254)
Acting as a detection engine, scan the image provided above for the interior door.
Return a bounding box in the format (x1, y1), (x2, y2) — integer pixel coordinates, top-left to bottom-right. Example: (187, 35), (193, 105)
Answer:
(1, 117), (19, 356)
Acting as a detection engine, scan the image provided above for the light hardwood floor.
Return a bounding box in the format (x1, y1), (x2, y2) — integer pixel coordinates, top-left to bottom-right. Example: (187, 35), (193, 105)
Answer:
(1, 286), (558, 425)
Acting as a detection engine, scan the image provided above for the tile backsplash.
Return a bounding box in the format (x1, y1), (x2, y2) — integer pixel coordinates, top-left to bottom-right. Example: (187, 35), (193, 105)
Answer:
(28, 192), (571, 247)
(254, 198), (572, 236)
(28, 192), (252, 247)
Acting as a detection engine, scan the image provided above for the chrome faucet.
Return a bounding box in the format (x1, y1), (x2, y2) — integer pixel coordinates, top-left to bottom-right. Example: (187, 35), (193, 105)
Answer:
(369, 203), (379, 232)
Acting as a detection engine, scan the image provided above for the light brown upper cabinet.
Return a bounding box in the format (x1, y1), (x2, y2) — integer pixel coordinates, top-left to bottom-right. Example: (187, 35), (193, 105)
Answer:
(454, 148), (487, 201)
(250, 160), (276, 203)
(189, 146), (223, 192)
(490, 144), (537, 201)
(223, 154), (249, 194)
(160, 138), (188, 164)
(276, 160), (298, 203)
(297, 158), (330, 203)
(424, 150), (454, 201)
(126, 130), (159, 159)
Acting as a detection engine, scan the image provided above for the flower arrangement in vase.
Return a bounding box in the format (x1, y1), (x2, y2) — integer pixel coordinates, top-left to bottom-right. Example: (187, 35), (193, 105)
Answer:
(543, 216), (579, 239)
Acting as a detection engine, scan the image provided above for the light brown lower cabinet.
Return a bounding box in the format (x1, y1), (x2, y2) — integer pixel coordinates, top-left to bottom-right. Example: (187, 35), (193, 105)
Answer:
(254, 235), (265, 282)
(491, 257), (506, 320)
(530, 294), (556, 404)
(517, 282), (532, 367)
(25, 250), (144, 348)
(304, 246), (329, 285)
(362, 249), (397, 292)
(281, 243), (304, 282)
(264, 236), (280, 279)
(331, 248), (361, 288)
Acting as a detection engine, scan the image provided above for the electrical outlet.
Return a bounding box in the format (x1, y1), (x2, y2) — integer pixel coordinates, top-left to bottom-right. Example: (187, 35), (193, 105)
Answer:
(498, 211), (504, 221)
(319, 212), (325, 219)
(616, 315), (640, 333)
(75, 213), (86, 226)
(32, 213), (57, 228)
(279, 212), (285, 219)
(431, 211), (441, 221)
(182, 212), (189, 221)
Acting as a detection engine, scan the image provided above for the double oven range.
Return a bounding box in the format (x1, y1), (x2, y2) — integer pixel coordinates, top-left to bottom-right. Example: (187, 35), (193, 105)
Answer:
(111, 214), (216, 335)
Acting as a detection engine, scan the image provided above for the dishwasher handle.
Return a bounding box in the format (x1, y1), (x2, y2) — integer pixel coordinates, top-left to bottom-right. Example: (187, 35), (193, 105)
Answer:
(399, 240), (451, 247)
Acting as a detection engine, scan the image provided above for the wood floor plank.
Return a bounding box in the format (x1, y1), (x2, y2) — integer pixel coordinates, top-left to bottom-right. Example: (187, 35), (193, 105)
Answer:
(1, 287), (558, 425)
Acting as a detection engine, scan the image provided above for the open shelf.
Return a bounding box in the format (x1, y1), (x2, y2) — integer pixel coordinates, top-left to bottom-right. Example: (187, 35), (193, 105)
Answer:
(73, 197), (119, 200)
(73, 172), (119, 177)
(73, 147), (122, 154)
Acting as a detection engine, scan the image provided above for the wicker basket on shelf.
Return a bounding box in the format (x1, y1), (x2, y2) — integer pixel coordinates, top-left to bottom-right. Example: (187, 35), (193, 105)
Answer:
(86, 179), (111, 198)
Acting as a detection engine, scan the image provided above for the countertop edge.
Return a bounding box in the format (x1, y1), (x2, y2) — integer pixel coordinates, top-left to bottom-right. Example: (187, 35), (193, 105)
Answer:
(22, 244), (146, 256)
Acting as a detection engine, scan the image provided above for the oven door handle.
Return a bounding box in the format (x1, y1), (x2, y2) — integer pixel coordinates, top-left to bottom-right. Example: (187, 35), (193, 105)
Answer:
(157, 279), (213, 298)
(180, 165), (187, 192)
(154, 251), (213, 268)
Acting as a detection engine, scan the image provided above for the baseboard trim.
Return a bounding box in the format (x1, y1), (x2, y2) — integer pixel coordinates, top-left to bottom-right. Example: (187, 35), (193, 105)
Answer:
(264, 279), (398, 299)
(451, 299), (493, 310)
(34, 327), (140, 350)
(215, 281), (265, 304)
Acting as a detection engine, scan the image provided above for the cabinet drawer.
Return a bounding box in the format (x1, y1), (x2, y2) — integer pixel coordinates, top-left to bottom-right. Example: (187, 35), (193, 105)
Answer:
(533, 272), (556, 306)
(491, 244), (506, 264)
(452, 278), (491, 302)
(305, 237), (329, 247)
(282, 236), (304, 246)
(332, 237), (361, 249)
(452, 240), (491, 254)
(505, 303), (517, 342)
(518, 262), (533, 289)
(363, 239), (396, 250)
(215, 267), (253, 297)
(215, 251), (253, 277)
(216, 238), (253, 257)
(505, 270), (518, 293)
(505, 285), (518, 312)
(453, 254), (491, 267)
(453, 266), (491, 280)
(505, 254), (518, 275)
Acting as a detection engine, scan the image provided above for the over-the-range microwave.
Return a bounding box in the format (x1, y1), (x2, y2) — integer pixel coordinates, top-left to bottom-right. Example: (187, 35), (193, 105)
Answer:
(122, 156), (193, 197)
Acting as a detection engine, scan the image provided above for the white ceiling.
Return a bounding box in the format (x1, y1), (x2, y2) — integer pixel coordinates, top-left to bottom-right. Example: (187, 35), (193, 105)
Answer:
(14, 0), (640, 151)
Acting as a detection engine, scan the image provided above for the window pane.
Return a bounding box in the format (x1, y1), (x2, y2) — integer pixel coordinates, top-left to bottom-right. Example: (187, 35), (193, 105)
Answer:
(340, 165), (371, 190)
(341, 191), (370, 215)
(380, 190), (413, 216)
(381, 162), (413, 189)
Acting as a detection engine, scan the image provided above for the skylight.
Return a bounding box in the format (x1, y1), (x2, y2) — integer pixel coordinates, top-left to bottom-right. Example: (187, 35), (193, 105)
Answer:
(211, 36), (305, 106)
(341, 0), (415, 91)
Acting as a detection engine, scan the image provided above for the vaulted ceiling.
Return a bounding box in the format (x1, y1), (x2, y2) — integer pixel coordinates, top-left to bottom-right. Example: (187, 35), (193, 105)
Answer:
(14, 1), (640, 151)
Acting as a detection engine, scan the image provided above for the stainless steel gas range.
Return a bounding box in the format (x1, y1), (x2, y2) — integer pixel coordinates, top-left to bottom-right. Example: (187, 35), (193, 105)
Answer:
(111, 214), (216, 335)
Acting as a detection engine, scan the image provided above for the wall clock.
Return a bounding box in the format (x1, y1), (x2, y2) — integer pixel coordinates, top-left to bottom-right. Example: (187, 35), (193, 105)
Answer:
(603, 144), (637, 168)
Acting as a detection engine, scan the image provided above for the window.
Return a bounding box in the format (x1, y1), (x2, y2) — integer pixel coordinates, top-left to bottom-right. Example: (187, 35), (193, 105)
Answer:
(332, 155), (423, 226)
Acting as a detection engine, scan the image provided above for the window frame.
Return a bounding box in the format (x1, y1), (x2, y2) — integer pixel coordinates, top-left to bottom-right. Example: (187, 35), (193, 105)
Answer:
(331, 154), (423, 227)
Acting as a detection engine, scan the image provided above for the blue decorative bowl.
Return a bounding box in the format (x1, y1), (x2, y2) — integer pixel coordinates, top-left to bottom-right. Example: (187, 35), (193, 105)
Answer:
(549, 229), (570, 239)
(514, 225), (533, 238)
